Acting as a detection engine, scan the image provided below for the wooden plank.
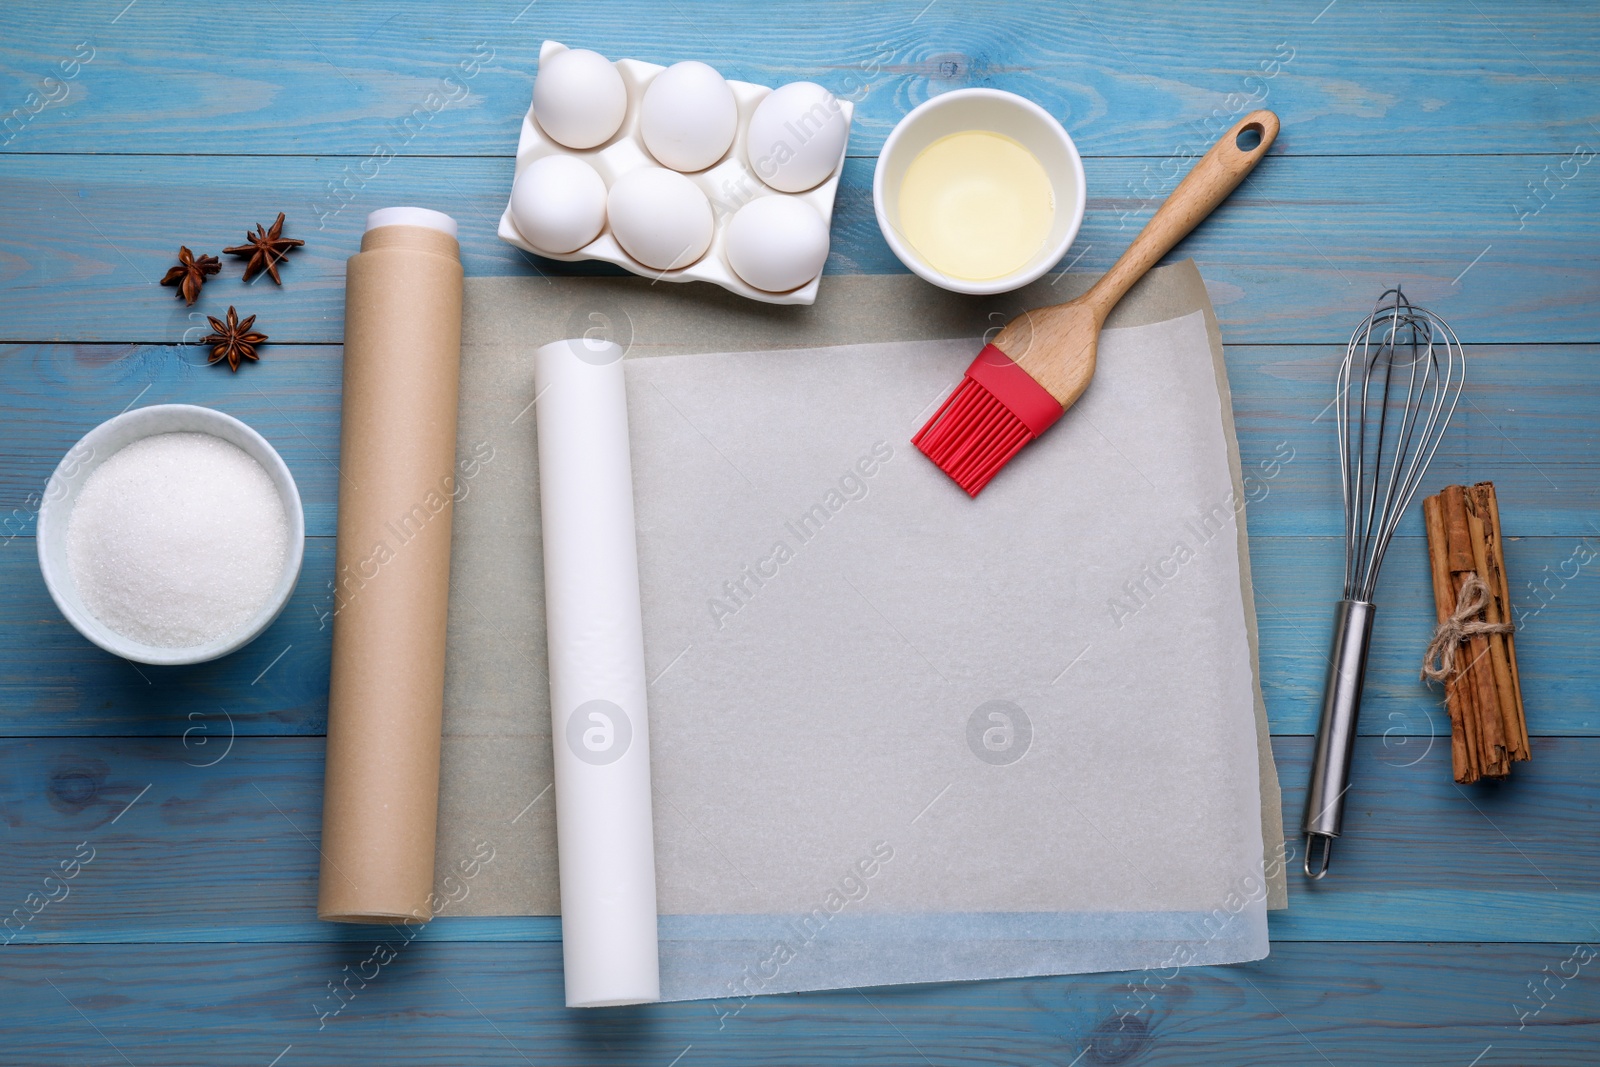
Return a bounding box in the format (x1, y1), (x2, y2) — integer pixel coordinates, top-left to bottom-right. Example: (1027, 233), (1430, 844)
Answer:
(3, 339), (1595, 540)
(0, 539), (334, 734)
(0, 345), (347, 536)
(2, 504), (1594, 735)
(2, 0), (1597, 157)
(0, 941), (1594, 1065)
(1, 737), (1595, 945)
(0, 535), (1594, 737)
(0, 153), (1595, 345)
(1250, 537), (1599, 737)
(1, 328), (1591, 739)
(1225, 344), (1600, 539)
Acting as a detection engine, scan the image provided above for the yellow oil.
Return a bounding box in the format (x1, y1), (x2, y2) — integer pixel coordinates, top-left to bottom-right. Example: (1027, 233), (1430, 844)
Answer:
(896, 130), (1056, 281)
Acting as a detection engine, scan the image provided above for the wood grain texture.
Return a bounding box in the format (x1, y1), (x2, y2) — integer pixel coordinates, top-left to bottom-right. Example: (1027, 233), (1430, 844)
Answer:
(0, 151), (1595, 345)
(2, 0), (1597, 157)
(1, 737), (1595, 945)
(1, 326), (1595, 739)
(0, 942), (1595, 1065)
(3, 341), (1595, 539)
(2, 1), (1598, 1055)
(1, 331), (1593, 737)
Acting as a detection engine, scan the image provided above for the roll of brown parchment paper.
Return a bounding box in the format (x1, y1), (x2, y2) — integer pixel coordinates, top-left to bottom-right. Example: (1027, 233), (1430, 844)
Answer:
(318, 207), (463, 923)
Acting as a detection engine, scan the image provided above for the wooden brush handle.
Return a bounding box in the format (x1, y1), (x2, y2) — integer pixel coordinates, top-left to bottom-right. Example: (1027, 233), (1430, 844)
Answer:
(998, 109), (1278, 410)
(1083, 110), (1279, 319)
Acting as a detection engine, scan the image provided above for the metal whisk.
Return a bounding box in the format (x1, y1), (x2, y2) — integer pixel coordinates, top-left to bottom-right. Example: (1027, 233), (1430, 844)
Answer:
(1302, 287), (1464, 879)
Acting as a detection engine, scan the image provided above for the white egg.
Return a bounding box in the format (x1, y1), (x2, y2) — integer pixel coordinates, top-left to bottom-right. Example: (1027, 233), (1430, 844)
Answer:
(509, 155), (608, 255)
(532, 48), (627, 150)
(639, 61), (738, 172)
(607, 167), (714, 271)
(724, 195), (830, 292)
(745, 82), (849, 193)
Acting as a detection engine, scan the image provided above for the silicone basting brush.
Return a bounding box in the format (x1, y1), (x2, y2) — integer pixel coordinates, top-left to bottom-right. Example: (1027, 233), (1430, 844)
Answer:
(914, 111), (1279, 496)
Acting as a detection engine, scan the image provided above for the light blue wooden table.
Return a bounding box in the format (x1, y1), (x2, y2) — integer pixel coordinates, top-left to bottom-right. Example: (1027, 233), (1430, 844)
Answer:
(2, 2), (1597, 1063)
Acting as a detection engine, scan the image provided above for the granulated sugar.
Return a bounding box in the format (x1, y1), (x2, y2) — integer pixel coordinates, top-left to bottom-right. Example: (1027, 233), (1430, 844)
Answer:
(66, 432), (290, 648)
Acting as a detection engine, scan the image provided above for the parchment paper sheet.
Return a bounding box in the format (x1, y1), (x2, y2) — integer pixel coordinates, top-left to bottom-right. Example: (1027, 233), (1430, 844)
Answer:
(436, 265), (1285, 1000)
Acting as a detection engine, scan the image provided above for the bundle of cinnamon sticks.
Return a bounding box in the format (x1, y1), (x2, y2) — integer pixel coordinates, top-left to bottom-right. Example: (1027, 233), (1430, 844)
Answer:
(1422, 482), (1529, 783)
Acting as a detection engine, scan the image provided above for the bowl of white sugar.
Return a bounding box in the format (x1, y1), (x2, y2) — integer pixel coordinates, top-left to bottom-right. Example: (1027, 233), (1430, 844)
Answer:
(37, 404), (305, 666)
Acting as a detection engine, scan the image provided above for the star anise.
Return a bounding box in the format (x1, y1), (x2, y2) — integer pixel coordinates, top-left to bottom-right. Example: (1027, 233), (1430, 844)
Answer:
(223, 212), (304, 284)
(159, 246), (221, 305)
(200, 306), (267, 372)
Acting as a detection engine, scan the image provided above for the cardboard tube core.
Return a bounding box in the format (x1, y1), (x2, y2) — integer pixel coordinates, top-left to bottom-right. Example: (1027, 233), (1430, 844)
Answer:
(318, 210), (464, 923)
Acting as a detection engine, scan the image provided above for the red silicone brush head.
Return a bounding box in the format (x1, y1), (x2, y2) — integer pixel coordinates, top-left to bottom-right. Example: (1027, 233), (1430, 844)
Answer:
(913, 345), (1065, 497)
(913, 377), (1032, 496)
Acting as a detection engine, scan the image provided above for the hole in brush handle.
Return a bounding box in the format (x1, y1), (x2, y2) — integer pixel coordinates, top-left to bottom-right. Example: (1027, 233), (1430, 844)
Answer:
(1227, 110), (1279, 160)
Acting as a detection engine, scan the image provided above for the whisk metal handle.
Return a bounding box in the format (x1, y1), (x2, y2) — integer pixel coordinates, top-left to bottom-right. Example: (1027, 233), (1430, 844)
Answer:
(1301, 599), (1376, 878)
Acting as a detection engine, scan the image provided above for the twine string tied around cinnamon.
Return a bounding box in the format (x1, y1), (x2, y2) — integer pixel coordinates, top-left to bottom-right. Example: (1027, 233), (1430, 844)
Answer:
(1421, 572), (1515, 683)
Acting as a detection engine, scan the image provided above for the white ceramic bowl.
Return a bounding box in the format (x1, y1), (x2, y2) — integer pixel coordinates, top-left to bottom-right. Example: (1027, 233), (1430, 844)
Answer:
(873, 88), (1087, 295)
(36, 404), (305, 666)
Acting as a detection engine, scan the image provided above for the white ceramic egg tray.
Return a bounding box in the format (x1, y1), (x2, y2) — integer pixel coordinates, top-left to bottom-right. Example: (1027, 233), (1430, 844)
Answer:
(498, 40), (853, 306)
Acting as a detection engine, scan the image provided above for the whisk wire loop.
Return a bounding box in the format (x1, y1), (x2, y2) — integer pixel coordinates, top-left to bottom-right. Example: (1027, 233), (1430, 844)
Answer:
(1335, 287), (1465, 602)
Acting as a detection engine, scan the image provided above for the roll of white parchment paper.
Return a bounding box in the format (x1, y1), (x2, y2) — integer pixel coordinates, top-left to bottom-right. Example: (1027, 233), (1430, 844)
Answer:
(533, 337), (661, 1008)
